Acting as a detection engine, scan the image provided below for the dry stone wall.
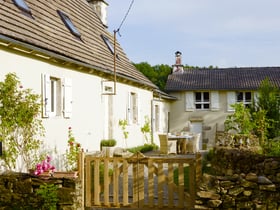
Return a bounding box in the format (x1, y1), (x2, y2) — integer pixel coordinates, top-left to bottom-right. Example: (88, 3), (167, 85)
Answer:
(0, 172), (83, 210)
(196, 147), (280, 209)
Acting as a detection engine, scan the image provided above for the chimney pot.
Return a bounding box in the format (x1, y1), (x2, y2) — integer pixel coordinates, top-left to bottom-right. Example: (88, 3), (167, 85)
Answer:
(87, 0), (108, 26)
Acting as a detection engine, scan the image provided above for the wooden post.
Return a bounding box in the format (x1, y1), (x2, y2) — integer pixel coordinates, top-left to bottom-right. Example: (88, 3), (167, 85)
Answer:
(78, 152), (85, 208)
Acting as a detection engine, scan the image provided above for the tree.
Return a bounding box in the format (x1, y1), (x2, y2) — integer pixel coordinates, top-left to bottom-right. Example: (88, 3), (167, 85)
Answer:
(224, 103), (255, 135)
(0, 73), (44, 171)
(133, 62), (171, 91)
(253, 78), (280, 139)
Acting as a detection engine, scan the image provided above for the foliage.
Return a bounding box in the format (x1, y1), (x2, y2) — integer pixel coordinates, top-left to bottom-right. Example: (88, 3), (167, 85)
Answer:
(100, 139), (117, 147)
(127, 143), (158, 153)
(34, 155), (55, 175)
(133, 62), (217, 91)
(98, 163), (114, 184)
(264, 138), (280, 156)
(252, 78), (280, 139)
(173, 166), (190, 191)
(65, 127), (81, 171)
(224, 103), (255, 135)
(119, 119), (129, 148)
(36, 183), (58, 210)
(140, 115), (151, 144)
(0, 73), (45, 171)
(202, 149), (214, 174)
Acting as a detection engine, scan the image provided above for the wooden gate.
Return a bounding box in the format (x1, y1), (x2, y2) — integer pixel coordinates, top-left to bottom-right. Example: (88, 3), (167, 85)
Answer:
(80, 152), (201, 210)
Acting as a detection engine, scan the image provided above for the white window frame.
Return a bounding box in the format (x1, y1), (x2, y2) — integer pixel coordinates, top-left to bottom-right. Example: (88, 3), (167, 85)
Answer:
(42, 74), (72, 118)
(194, 91), (210, 110)
(127, 92), (138, 125)
(154, 104), (160, 132)
(236, 91), (252, 107)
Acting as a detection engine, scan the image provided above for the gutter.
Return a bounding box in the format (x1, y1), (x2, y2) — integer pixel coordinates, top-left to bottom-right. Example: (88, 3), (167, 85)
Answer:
(0, 34), (156, 90)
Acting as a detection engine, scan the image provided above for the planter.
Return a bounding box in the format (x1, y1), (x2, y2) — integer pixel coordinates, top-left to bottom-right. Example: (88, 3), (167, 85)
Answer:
(53, 171), (78, 178)
(101, 146), (115, 157)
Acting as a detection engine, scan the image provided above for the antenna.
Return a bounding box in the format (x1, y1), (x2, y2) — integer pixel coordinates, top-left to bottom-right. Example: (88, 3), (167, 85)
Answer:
(114, 0), (135, 36)
(112, 0), (135, 95)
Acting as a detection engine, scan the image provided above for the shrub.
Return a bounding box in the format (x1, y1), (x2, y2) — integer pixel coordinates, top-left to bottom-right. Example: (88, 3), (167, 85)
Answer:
(100, 139), (117, 147)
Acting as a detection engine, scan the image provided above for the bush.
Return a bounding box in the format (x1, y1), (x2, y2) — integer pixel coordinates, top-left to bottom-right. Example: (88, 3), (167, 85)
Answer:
(127, 143), (158, 153)
(100, 139), (117, 147)
(173, 166), (190, 191)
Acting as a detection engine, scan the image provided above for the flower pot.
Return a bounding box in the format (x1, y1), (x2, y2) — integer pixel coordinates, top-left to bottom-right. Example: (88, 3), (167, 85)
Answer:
(101, 146), (115, 157)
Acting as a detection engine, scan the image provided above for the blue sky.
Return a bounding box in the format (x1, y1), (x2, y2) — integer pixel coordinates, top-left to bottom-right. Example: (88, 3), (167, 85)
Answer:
(106, 0), (280, 68)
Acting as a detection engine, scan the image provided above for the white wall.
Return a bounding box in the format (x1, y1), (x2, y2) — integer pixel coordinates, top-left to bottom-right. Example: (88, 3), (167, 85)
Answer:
(0, 49), (154, 168)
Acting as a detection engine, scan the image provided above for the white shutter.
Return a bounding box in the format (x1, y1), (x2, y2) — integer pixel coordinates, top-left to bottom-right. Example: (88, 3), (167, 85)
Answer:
(211, 91), (219, 111)
(42, 74), (51, 118)
(253, 91), (259, 104)
(227, 91), (236, 112)
(127, 92), (132, 125)
(185, 92), (195, 111)
(63, 78), (72, 118)
(136, 93), (140, 125)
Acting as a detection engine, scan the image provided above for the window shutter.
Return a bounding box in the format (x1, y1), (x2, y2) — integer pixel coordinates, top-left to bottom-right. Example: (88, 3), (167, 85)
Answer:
(63, 78), (72, 118)
(185, 92), (195, 111)
(127, 92), (132, 125)
(211, 91), (219, 111)
(42, 74), (51, 118)
(253, 91), (259, 104)
(227, 92), (235, 112)
(136, 94), (140, 125)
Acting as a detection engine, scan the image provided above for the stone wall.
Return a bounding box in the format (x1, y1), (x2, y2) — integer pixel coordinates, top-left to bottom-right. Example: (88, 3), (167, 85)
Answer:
(0, 172), (83, 210)
(197, 147), (280, 209)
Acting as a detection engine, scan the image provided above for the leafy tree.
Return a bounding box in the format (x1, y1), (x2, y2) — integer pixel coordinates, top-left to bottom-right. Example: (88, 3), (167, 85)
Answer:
(252, 78), (280, 139)
(133, 62), (171, 91)
(134, 62), (219, 91)
(0, 73), (44, 171)
(224, 103), (255, 135)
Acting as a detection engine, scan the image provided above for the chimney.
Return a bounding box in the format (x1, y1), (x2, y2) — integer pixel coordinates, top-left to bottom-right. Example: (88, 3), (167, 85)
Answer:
(87, 0), (108, 27)
(172, 51), (184, 74)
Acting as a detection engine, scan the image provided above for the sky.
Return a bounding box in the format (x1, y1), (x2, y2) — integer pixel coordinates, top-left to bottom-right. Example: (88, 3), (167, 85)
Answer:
(105, 0), (280, 68)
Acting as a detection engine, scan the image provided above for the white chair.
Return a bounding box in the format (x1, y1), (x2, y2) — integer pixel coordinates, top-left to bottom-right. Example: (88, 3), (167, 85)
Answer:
(187, 133), (201, 153)
(193, 133), (201, 153)
(158, 134), (176, 154)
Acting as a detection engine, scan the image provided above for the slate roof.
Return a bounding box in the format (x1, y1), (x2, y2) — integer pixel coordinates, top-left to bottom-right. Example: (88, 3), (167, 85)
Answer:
(0, 0), (157, 89)
(165, 67), (280, 92)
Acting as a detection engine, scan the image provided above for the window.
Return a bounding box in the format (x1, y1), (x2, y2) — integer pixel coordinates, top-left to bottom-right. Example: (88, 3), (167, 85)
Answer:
(101, 35), (114, 54)
(57, 10), (81, 39)
(127, 92), (138, 124)
(195, 92), (210, 110)
(42, 74), (72, 118)
(236, 91), (252, 107)
(155, 105), (160, 132)
(12, 0), (33, 18)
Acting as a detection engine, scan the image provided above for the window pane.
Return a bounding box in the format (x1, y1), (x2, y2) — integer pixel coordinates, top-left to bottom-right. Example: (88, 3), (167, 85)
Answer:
(57, 10), (81, 38)
(195, 92), (201, 102)
(13, 0), (31, 13)
(236, 92), (243, 101)
(204, 104), (210, 109)
(204, 92), (209, 101)
(245, 92), (251, 102)
(195, 104), (201, 109)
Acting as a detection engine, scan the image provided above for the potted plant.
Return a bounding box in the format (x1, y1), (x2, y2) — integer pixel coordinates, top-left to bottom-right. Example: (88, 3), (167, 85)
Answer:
(100, 139), (117, 157)
(53, 127), (81, 178)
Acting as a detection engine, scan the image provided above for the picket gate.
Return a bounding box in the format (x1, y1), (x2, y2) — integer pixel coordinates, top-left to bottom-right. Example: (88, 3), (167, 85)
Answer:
(78, 152), (202, 210)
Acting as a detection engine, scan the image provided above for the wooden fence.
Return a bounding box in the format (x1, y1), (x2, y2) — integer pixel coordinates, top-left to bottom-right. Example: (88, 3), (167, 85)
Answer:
(79, 152), (202, 210)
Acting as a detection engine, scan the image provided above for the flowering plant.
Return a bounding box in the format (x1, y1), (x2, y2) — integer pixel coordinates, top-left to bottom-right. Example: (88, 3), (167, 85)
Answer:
(34, 155), (55, 175)
(65, 127), (81, 171)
